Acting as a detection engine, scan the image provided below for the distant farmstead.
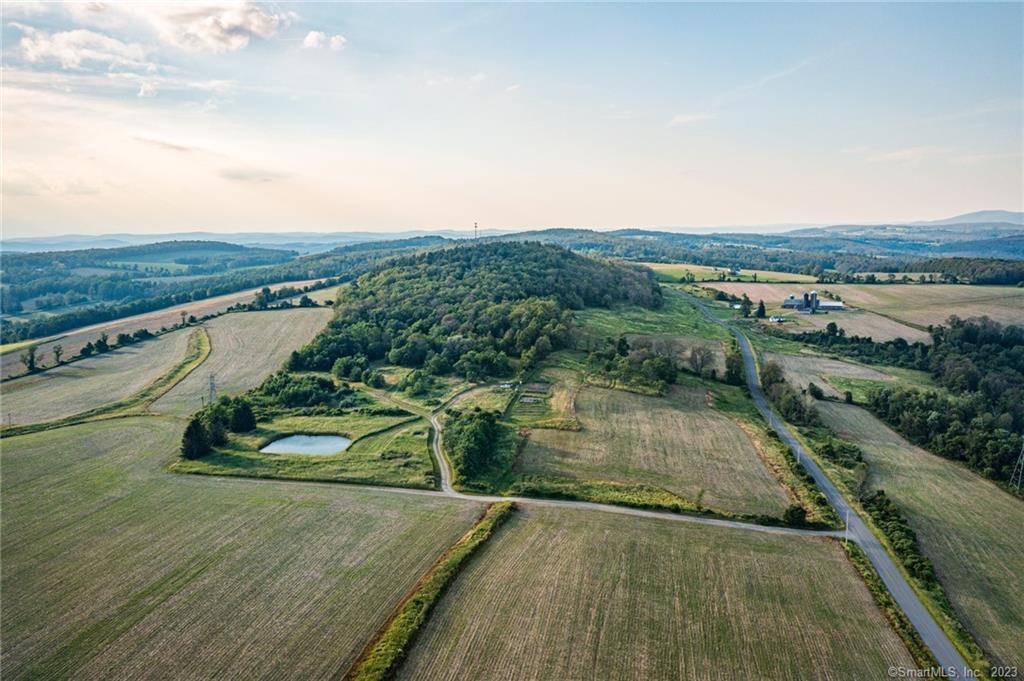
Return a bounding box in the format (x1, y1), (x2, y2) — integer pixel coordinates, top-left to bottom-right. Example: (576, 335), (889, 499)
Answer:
(781, 290), (844, 314)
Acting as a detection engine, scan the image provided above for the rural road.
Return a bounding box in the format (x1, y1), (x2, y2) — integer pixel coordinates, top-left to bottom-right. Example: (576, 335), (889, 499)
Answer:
(680, 291), (972, 678)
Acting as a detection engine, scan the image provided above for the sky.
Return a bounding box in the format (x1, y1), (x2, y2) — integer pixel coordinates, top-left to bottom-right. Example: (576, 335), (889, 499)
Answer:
(2, 2), (1022, 237)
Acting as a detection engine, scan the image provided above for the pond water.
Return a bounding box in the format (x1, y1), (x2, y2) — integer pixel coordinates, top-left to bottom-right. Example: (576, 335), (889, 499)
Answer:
(259, 434), (353, 456)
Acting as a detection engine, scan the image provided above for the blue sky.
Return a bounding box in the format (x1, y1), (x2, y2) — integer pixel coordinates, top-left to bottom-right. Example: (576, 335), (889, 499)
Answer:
(2, 2), (1021, 236)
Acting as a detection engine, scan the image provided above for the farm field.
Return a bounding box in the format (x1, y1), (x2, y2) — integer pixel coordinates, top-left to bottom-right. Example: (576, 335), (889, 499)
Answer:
(173, 414), (436, 489)
(763, 352), (939, 402)
(575, 288), (730, 341)
(0, 327), (195, 427)
(286, 283), (343, 304)
(781, 308), (932, 343)
(818, 402), (1024, 666)
(698, 282), (1024, 328)
(642, 261), (818, 283)
(516, 384), (790, 516)
(0, 417), (484, 680)
(152, 308), (332, 416)
(0, 278), (324, 379)
(398, 505), (915, 680)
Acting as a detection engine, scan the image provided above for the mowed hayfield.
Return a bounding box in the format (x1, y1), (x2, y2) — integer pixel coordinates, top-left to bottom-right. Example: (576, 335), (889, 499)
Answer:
(398, 505), (914, 680)
(0, 327), (195, 426)
(518, 385), (790, 516)
(152, 308), (332, 416)
(0, 278), (324, 379)
(642, 261), (818, 283)
(699, 282), (1024, 328)
(764, 352), (939, 402)
(818, 402), (1024, 666)
(575, 288), (730, 341)
(0, 417), (484, 680)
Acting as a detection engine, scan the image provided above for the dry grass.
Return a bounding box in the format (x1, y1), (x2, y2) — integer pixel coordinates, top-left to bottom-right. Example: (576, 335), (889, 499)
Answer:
(818, 402), (1024, 666)
(397, 505), (915, 680)
(0, 417), (484, 680)
(0, 327), (196, 426)
(517, 385), (790, 516)
(643, 262), (818, 283)
(0, 278), (324, 379)
(152, 308), (332, 416)
(699, 282), (1024, 328)
(764, 352), (894, 398)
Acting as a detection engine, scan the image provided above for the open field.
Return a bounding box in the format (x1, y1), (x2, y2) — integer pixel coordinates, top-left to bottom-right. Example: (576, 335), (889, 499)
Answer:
(575, 288), (731, 341)
(152, 308), (332, 416)
(286, 283), (343, 305)
(779, 308), (933, 343)
(173, 414), (436, 488)
(642, 261), (818, 283)
(0, 278), (324, 379)
(1, 417), (483, 679)
(0, 328), (196, 426)
(818, 402), (1024, 666)
(764, 352), (939, 401)
(398, 505), (914, 680)
(698, 282), (1024, 329)
(516, 384), (790, 516)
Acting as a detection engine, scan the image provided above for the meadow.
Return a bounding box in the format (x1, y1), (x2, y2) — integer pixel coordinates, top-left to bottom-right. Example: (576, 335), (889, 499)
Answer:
(763, 352), (939, 402)
(397, 505), (915, 680)
(575, 288), (730, 341)
(514, 383), (791, 517)
(153, 308), (332, 416)
(698, 282), (1024, 329)
(1, 327), (195, 426)
(0, 417), (484, 680)
(0, 278), (324, 379)
(642, 261), (818, 283)
(818, 402), (1024, 667)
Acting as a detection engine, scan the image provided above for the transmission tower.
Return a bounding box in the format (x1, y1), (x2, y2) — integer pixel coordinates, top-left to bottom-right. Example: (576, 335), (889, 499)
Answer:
(474, 221), (479, 240)
(1011, 440), (1024, 493)
(208, 373), (217, 405)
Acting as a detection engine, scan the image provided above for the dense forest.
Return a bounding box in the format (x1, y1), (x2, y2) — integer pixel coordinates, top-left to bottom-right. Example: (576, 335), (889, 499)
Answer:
(288, 242), (662, 380)
(908, 257), (1024, 285)
(841, 317), (1023, 485)
(0, 237), (447, 344)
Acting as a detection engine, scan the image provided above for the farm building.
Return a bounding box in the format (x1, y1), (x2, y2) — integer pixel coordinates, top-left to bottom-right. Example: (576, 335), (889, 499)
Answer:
(781, 290), (844, 313)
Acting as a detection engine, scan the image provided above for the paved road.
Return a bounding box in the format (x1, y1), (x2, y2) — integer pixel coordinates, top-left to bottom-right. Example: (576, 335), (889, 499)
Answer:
(680, 291), (971, 678)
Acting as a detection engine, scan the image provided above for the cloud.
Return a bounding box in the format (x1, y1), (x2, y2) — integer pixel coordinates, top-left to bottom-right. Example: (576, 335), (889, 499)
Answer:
(219, 167), (289, 183)
(866, 146), (942, 163)
(667, 112), (715, 127)
(137, 81), (157, 97)
(303, 30), (346, 51)
(125, 3), (291, 53)
(133, 137), (203, 153)
(12, 23), (150, 70)
(505, 83), (521, 93)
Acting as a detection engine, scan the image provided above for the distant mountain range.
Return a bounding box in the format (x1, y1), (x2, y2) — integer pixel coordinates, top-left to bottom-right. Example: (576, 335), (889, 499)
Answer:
(3, 210), (1021, 254)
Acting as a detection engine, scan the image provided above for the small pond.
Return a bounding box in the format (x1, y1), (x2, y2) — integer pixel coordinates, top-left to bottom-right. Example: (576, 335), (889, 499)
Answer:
(259, 435), (352, 456)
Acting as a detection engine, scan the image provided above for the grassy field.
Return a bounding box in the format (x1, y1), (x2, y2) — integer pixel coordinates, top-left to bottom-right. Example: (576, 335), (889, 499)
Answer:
(764, 352), (939, 402)
(152, 309), (332, 416)
(0, 417), (484, 679)
(575, 288), (730, 342)
(0, 278), (324, 380)
(173, 413), (436, 489)
(817, 402), (1024, 666)
(515, 384), (790, 517)
(287, 283), (344, 305)
(698, 282), (1024, 328)
(642, 261), (818, 283)
(397, 505), (914, 680)
(0, 327), (197, 427)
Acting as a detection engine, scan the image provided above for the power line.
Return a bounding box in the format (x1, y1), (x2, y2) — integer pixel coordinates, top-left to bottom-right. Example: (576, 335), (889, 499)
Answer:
(1011, 440), (1024, 493)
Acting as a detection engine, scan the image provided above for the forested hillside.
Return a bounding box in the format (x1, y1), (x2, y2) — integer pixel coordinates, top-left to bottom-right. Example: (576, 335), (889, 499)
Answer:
(288, 242), (661, 379)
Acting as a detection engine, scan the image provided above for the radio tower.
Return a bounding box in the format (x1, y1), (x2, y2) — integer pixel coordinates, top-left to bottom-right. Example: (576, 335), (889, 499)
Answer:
(474, 221), (479, 240)
(1011, 439), (1024, 493)
(208, 373), (217, 405)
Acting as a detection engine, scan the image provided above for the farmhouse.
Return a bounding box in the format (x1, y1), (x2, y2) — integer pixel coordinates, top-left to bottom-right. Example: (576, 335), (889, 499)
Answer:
(781, 290), (844, 314)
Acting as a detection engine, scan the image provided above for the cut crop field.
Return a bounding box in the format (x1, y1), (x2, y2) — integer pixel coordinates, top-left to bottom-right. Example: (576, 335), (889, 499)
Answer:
(0, 417), (484, 680)
(0, 327), (196, 427)
(642, 261), (818, 283)
(152, 308), (332, 416)
(173, 414), (436, 489)
(397, 505), (914, 680)
(818, 402), (1024, 666)
(764, 352), (939, 402)
(516, 384), (790, 516)
(698, 282), (1024, 328)
(0, 278), (324, 379)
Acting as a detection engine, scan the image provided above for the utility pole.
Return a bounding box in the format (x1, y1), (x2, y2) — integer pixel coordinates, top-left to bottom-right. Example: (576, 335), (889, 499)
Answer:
(1011, 440), (1024, 493)
(844, 509), (850, 547)
(474, 221), (479, 240)
(208, 373), (216, 406)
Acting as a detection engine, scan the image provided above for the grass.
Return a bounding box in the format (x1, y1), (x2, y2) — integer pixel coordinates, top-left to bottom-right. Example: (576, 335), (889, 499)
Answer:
(575, 288), (730, 342)
(1, 327), (199, 427)
(396, 505), (916, 680)
(696, 282), (1024, 329)
(1, 417), (484, 680)
(0, 338), (53, 356)
(513, 383), (791, 517)
(173, 413), (437, 489)
(818, 401), (1024, 667)
(1, 328), (211, 438)
(152, 308), (332, 416)
(642, 261), (818, 283)
(346, 502), (514, 681)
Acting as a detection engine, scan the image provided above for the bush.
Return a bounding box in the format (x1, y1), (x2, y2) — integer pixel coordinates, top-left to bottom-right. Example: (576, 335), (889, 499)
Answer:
(783, 504), (807, 526)
(181, 418), (210, 459)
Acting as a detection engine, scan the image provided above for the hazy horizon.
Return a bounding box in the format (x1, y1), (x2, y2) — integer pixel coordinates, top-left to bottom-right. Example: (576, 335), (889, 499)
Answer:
(3, 2), (1022, 237)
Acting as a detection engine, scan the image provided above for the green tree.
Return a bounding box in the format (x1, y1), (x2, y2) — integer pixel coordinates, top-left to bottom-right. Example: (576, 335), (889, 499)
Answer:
(688, 345), (713, 375)
(755, 300), (766, 318)
(20, 345), (38, 372)
(95, 333), (110, 353)
(807, 382), (825, 400)
(52, 344), (64, 365)
(783, 504), (807, 526)
(724, 346), (744, 385)
(739, 294), (753, 318)
(180, 418), (210, 459)
(228, 399), (256, 432)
